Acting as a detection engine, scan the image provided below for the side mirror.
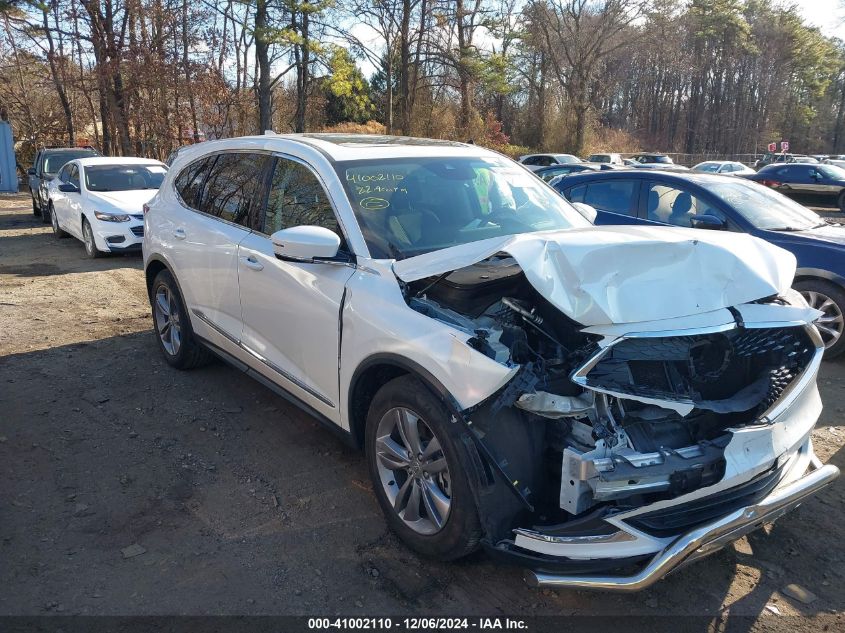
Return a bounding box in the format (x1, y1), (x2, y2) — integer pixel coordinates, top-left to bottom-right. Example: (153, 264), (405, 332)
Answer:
(690, 214), (726, 230)
(58, 183), (79, 193)
(271, 226), (341, 262)
(571, 202), (597, 223)
(27, 167), (36, 176)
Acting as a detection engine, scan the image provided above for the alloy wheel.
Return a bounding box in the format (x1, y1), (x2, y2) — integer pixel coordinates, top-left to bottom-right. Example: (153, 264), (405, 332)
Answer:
(83, 222), (95, 256)
(375, 407), (452, 534)
(801, 289), (844, 348)
(374, 407), (451, 535)
(154, 285), (182, 356)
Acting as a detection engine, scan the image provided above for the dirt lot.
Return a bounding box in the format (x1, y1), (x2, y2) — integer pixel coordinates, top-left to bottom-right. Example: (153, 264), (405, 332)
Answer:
(1, 193), (843, 630)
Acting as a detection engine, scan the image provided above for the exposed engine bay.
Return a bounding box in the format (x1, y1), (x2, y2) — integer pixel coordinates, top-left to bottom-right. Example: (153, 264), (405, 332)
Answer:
(402, 254), (818, 537)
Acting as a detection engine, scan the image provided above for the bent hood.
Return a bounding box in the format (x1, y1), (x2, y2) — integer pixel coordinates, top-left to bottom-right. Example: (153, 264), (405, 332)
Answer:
(87, 189), (157, 214)
(392, 226), (797, 326)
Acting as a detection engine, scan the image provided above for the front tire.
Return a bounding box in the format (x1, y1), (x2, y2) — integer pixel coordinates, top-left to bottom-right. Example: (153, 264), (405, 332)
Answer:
(365, 375), (481, 560)
(151, 269), (213, 369)
(838, 191), (845, 212)
(796, 279), (845, 359)
(40, 194), (51, 224)
(31, 190), (40, 216)
(82, 218), (103, 258)
(50, 203), (68, 238)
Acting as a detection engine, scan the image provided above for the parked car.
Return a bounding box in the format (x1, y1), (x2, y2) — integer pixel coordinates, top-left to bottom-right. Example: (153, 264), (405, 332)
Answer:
(629, 153), (689, 171)
(534, 162), (622, 182)
(791, 155), (820, 164)
(824, 159), (845, 169)
(630, 152), (673, 165)
(142, 133), (837, 589)
(745, 163), (845, 211)
(586, 152), (624, 165)
(754, 152), (794, 169)
(691, 160), (755, 176)
(518, 153), (581, 171)
(47, 157), (167, 257)
(534, 163), (601, 181)
(28, 146), (99, 222)
(552, 169), (845, 356)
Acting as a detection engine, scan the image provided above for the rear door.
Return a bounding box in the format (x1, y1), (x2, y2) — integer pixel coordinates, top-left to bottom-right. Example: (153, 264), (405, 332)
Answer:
(168, 151), (273, 346)
(236, 155), (354, 419)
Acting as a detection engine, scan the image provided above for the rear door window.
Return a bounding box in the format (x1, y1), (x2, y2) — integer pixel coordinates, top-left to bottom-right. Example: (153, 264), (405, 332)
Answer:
(198, 152), (273, 229)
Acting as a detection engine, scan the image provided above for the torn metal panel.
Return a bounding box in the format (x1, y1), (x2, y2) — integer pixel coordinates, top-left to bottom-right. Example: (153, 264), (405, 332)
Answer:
(393, 225), (796, 325)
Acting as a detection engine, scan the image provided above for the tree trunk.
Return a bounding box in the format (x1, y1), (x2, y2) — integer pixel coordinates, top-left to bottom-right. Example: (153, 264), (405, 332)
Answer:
(255, 0), (271, 132)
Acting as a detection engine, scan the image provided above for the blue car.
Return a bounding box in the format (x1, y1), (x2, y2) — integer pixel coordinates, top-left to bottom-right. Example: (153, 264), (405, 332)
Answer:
(552, 170), (845, 358)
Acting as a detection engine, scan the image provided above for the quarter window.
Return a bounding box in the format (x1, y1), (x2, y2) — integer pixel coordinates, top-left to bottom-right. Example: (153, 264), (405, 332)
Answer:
(263, 158), (341, 239)
(175, 156), (216, 208)
(197, 153), (272, 229)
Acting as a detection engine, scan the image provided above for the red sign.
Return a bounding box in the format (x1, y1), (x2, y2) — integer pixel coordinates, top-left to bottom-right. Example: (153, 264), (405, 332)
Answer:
(767, 142), (777, 152)
(781, 141), (790, 152)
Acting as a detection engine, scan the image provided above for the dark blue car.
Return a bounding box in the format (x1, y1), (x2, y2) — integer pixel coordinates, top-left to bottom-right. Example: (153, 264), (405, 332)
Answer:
(552, 170), (845, 358)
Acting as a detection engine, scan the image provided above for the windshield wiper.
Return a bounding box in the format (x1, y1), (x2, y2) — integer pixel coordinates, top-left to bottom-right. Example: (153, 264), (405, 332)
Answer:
(767, 226), (805, 232)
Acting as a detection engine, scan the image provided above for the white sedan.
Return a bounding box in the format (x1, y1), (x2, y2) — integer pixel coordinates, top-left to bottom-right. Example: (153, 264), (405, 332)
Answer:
(690, 160), (755, 176)
(47, 157), (167, 257)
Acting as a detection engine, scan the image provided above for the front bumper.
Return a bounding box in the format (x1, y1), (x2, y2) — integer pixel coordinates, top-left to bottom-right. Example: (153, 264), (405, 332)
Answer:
(92, 219), (144, 253)
(525, 458), (839, 590)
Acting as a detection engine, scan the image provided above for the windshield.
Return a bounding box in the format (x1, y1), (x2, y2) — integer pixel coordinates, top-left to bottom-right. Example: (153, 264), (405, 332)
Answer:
(818, 165), (845, 180)
(694, 162), (719, 172)
(709, 179), (825, 231)
(84, 164), (166, 192)
(588, 155), (609, 163)
(336, 156), (590, 259)
(43, 151), (97, 173)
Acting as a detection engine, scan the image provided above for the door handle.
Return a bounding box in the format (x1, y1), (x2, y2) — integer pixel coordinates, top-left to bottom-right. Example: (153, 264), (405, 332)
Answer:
(240, 255), (264, 271)
(173, 228), (186, 240)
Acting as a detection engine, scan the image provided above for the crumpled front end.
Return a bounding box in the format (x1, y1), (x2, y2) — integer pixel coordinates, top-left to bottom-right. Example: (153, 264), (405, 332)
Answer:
(394, 234), (839, 588)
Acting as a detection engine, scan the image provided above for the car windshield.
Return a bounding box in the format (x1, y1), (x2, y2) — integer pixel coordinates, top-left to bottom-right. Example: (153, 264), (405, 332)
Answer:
(694, 162), (719, 172)
(588, 155), (609, 163)
(649, 155), (672, 164)
(818, 165), (845, 179)
(43, 151), (97, 173)
(84, 164), (166, 192)
(709, 179), (825, 231)
(336, 156), (589, 259)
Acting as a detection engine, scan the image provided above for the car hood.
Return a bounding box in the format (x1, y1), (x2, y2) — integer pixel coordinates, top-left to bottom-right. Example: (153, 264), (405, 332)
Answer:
(392, 226), (796, 326)
(87, 189), (157, 214)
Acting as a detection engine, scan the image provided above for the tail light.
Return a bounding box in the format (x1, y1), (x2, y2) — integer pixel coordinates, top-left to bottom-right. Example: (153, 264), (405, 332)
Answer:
(142, 203), (150, 214)
(759, 179), (782, 188)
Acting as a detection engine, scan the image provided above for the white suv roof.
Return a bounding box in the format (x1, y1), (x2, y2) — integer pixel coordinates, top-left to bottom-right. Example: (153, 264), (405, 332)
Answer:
(184, 133), (495, 163)
(75, 156), (166, 167)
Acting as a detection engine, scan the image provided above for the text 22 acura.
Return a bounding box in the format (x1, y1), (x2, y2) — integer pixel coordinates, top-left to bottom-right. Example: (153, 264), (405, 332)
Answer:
(142, 134), (838, 590)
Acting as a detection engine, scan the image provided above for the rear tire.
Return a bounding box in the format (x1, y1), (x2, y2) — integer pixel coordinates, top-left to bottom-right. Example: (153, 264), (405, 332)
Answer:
(838, 191), (845, 212)
(365, 375), (481, 561)
(795, 279), (845, 359)
(151, 269), (213, 370)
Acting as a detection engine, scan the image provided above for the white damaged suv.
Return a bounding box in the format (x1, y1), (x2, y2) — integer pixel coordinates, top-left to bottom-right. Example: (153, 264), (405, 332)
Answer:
(143, 134), (838, 590)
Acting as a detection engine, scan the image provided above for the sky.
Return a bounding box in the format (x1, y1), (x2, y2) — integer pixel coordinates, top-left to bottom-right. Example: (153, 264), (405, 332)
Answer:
(789, 0), (845, 39)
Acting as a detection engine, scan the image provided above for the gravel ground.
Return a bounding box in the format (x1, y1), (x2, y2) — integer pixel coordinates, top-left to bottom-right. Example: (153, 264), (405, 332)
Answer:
(1, 193), (843, 630)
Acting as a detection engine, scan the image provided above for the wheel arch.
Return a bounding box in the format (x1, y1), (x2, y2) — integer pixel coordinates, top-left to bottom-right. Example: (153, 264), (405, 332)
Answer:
(794, 267), (845, 290)
(347, 353), (465, 450)
(144, 254), (180, 303)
